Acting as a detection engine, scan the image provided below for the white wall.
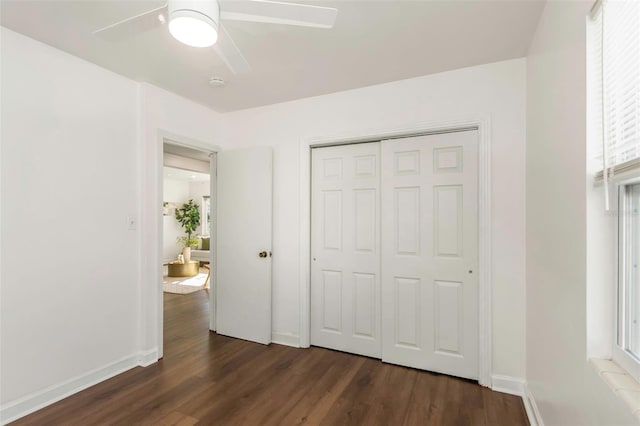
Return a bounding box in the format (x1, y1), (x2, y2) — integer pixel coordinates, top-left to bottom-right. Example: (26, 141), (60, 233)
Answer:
(0, 27), (140, 409)
(139, 84), (224, 356)
(220, 58), (527, 379)
(0, 28), (226, 422)
(526, 2), (637, 424)
(162, 178), (190, 262)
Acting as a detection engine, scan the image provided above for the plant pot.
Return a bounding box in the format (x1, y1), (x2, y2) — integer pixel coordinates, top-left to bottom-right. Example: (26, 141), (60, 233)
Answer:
(182, 246), (191, 263)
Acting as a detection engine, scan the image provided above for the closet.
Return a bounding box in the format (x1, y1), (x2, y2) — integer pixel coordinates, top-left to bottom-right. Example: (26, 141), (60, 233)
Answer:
(310, 130), (479, 380)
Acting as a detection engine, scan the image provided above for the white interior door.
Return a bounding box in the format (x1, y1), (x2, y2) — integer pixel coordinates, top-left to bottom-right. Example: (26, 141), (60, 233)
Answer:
(311, 142), (381, 358)
(216, 147), (272, 345)
(381, 131), (479, 379)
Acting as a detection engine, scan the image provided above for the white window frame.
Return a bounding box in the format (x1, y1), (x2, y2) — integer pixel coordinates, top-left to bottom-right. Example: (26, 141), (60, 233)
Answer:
(588, 0), (640, 381)
(614, 177), (640, 382)
(202, 195), (211, 237)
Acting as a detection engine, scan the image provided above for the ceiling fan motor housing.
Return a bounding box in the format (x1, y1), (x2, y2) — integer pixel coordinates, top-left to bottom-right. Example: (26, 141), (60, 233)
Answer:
(168, 0), (220, 47)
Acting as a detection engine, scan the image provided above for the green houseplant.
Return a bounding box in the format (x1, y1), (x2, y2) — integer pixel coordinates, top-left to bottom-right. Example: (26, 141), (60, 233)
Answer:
(175, 199), (200, 262)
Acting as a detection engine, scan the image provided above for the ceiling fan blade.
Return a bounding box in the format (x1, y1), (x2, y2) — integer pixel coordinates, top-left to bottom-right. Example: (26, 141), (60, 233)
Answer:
(214, 25), (251, 74)
(220, 0), (337, 29)
(93, 4), (168, 41)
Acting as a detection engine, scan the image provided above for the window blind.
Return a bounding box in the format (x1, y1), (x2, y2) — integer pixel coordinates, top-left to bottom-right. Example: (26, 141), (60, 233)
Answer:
(592, 0), (640, 183)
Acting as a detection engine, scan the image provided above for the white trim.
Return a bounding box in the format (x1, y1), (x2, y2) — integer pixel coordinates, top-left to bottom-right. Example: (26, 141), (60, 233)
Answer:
(595, 158), (640, 184)
(491, 374), (526, 396)
(156, 132), (164, 358)
(158, 130), (221, 154)
(298, 116), (493, 386)
(272, 332), (301, 348)
(209, 152), (218, 332)
(0, 351), (155, 425)
(521, 392), (538, 426)
(591, 358), (640, 419)
(299, 139), (311, 348)
(135, 83), (145, 382)
(524, 385), (545, 426)
(478, 119), (493, 387)
(612, 345), (640, 385)
(137, 348), (159, 367)
(614, 180), (640, 381)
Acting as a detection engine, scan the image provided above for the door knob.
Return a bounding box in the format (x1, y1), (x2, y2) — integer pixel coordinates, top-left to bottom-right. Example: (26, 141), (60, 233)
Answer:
(258, 251), (268, 258)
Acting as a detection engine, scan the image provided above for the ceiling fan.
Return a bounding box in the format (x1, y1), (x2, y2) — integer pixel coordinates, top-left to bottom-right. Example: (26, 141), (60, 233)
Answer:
(93, 0), (338, 74)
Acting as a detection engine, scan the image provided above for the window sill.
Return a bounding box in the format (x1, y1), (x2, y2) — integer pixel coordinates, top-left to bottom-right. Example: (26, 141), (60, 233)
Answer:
(590, 358), (640, 421)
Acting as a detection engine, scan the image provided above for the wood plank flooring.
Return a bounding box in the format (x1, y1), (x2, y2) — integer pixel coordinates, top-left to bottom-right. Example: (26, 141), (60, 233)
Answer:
(12, 291), (529, 425)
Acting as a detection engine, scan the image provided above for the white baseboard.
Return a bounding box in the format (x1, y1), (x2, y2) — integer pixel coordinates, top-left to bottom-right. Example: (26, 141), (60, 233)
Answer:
(492, 374), (526, 396)
(271, 332), (300, 348)
(0, 349), (158, 425)
(491, 375), (543, 426)
(524, 386), (545, 426)
(137, 348), (159, 367)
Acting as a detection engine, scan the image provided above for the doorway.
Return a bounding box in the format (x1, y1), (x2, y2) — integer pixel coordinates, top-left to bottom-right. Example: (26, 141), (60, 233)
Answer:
(308, 129), (483, 382)
(159, 139), (217, 358)
(153, 134), (274, 359)
(162, 143), (213, 289)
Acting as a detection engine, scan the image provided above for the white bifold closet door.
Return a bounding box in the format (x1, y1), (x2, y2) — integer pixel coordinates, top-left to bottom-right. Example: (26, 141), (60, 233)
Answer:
(310, 142), (381, 358)
(381, 131), (478, 379)
(310, 130), (478, 380)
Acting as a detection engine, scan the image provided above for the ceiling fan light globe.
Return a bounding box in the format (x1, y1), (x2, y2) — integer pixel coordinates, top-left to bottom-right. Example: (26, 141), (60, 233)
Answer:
(169, 14), (218, 47)
(168, 1), (220, 48)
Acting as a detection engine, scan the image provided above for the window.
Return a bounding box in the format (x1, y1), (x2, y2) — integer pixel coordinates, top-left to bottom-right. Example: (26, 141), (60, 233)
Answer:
(590, 0), (640, 183)
(617, 181), (640, 380)
(619, 183), (640, 364)
(589, 0), (640, 380)
(202, 196), (211, 236)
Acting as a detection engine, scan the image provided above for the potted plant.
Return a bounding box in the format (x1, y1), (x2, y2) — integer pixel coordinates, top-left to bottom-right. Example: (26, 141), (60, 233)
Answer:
(175, 199), (200, 263)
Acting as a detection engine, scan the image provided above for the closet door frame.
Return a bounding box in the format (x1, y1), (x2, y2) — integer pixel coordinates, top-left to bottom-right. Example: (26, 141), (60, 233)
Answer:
(298, 116), (493, 388)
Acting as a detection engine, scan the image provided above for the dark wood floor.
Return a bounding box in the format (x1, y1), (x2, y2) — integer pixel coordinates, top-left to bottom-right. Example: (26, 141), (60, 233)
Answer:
(13, 290), (528, 425)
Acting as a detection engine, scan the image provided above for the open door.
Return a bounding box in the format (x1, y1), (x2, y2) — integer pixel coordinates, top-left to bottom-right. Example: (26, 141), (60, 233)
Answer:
(216, 147), (273, 344)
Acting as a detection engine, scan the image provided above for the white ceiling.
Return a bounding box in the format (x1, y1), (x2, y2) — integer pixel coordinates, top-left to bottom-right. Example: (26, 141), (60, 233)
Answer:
(164, 166), (210, 182)
(0, 0), (545, 112)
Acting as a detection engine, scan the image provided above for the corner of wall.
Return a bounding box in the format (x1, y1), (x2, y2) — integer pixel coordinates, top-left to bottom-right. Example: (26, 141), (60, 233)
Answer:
(490, 376), (543, 426)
